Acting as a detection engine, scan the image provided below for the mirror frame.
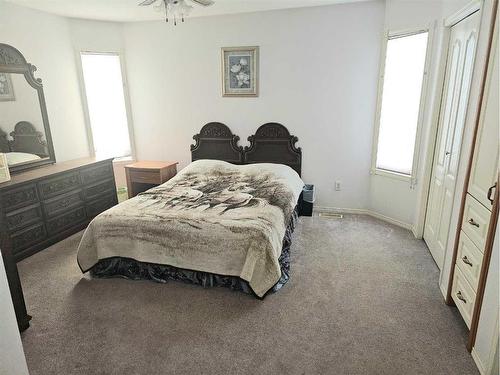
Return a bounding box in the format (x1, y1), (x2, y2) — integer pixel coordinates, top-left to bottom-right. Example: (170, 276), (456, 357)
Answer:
(0, 43), (55, 173)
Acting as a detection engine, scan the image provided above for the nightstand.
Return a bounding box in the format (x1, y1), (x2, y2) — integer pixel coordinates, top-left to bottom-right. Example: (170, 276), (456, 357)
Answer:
(125, 161), (178, 198)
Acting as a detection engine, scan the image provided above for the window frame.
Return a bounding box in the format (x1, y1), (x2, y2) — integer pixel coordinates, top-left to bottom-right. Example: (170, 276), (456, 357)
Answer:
(371, 26), (434, 186)
(76, 50), (136, 161)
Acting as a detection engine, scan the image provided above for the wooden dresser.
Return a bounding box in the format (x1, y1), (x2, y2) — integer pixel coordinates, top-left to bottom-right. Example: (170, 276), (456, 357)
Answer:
(0, 157), (118, 262)
(0, 157), (118, 331)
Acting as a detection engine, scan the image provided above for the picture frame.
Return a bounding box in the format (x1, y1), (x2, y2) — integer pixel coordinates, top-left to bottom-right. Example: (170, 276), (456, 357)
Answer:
(221, 46), (259, 97)
(0, 72), (15, 101)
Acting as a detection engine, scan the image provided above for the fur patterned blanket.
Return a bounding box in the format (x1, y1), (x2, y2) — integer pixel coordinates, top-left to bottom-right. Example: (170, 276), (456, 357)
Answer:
(77, 160), (304, 297)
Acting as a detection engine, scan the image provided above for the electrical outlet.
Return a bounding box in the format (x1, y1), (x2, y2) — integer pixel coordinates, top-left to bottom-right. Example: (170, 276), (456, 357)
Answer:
(335, 181), (341, 191)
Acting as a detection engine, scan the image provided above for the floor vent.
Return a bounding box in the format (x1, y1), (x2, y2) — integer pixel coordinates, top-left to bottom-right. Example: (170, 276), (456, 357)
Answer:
(317, 212), (343, 219)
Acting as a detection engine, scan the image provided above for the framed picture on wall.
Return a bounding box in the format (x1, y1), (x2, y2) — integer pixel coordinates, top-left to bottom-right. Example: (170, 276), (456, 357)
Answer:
(221, 46), (259, 97)
(0, 72), (15, 101)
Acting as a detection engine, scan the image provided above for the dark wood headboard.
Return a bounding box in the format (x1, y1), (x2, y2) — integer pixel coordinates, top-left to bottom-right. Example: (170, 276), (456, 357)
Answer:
(190, 122), (302, 176)
(191, 122), (243, 164)
(245, 123), (302, 176)
(0, 122), (49, 157)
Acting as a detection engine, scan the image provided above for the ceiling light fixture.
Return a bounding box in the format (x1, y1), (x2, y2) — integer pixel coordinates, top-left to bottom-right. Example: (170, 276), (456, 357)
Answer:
(139, 0), (215, 26)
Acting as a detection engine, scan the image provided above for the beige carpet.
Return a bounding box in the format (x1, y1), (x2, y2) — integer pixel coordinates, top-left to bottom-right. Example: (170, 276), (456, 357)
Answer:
(18, 215), (478, 375)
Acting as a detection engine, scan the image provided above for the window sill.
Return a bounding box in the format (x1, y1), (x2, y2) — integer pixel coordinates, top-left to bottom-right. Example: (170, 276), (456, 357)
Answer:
(371, 168), (412, 182)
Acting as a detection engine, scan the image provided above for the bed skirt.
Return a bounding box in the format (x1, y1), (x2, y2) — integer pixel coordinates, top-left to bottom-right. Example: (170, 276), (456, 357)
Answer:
(89, 209), (298, 299)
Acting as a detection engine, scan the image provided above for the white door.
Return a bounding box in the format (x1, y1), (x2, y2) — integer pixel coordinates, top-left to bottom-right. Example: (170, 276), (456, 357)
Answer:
(424, 11), (480, 269)
(468, 33), (499, 210)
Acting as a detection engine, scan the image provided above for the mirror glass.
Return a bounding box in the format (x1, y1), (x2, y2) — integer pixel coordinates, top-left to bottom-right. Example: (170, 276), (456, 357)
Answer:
(0, 72), (50, 167)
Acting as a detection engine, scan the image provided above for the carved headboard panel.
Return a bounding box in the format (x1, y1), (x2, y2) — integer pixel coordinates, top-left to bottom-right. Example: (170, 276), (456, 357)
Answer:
(190, 122), (302, 176)
(191, 122), (243, 164)
(244, 123), (302, 176)
(9, 122), (49, 157)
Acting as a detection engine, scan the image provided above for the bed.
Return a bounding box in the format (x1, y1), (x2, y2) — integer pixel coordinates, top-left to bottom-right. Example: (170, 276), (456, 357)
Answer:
(77, 122), (303, 297)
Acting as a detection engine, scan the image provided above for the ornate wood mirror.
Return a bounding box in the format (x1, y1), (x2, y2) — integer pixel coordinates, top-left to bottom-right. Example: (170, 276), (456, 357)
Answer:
(0, 43), (55, 173)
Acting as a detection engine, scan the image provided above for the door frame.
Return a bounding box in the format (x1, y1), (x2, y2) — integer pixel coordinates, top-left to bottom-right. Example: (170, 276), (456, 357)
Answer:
(414, 0), (482, 240)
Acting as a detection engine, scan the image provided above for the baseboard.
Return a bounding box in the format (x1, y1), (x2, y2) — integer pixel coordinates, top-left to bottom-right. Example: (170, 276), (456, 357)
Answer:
(472, 348), (486, 375)
(314, 206), (414, 231)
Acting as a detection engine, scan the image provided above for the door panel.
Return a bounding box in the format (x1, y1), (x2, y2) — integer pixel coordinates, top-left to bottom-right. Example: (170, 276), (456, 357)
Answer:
(424, 11), (480, 269)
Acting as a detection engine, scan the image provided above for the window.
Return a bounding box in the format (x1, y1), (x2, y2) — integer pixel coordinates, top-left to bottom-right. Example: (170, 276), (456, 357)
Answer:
(80, 52), (132, 159)
(373, 30), (429, 178)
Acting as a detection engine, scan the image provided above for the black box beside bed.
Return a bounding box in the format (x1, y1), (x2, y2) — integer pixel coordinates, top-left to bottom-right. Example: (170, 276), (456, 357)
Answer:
(78, 122), (304, 298)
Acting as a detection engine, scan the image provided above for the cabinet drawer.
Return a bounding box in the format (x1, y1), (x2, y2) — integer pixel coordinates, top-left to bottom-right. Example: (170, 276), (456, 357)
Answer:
(11, 223), (47, 253)
(456, 231), (483, 291)
(84, 179), (115, 201)
(46, 206), (86, 235)
(451, 266), (476, 328)
(129, 170), (161, 184)
(81, 163), (113, 185)
(38, 172), (80, 199)
(2, 184), (38, 212)
(86, 194), (117, 218)
(43, 190), (84, 218)
(5, 204), (43, 231)
(462, 194), (491, 252)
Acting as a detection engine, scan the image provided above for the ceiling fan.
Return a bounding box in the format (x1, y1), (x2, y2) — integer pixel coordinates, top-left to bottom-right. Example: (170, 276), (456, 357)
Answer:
(139, 0), (215, 25)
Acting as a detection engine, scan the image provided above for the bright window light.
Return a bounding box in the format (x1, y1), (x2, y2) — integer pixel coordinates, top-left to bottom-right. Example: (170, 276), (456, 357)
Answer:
(375, 31), (428, 175)
(80, 53), (131, 159)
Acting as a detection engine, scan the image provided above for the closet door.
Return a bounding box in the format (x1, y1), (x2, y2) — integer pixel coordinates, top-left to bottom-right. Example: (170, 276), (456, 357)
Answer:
(424, 12), (480, 268)
(468, 38), (499, 209)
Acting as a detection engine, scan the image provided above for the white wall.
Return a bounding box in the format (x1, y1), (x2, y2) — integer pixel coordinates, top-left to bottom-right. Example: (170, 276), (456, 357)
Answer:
(123, 1), (384, 209)
(0, 0), (90, 162)
(368, 0), (473, 229)
(0, 252), (30, 375)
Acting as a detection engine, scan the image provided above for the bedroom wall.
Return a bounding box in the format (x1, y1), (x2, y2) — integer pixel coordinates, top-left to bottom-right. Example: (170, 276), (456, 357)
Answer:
(368, 0), (476, 230)
(0, 1), (90, 162)
(122, 1), (384, 210)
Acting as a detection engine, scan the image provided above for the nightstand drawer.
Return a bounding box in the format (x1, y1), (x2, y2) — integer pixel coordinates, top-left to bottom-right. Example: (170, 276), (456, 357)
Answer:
(456, 231), (483, 291)
(462, 194), (491, 252)
(129, 170), (161, 184)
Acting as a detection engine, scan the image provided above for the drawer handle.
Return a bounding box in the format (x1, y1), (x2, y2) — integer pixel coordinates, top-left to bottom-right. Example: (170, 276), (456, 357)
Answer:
(456, 291), (467, 304)
(468, 218), (480, 228)
(461, 256), (473, 267)
(487, 183), (497, 204)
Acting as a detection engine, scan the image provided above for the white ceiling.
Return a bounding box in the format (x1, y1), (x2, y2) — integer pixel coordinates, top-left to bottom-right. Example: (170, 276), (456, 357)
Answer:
(5, 0), (366, 22)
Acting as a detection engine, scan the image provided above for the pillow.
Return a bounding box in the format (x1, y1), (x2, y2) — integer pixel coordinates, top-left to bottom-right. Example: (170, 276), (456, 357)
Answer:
(6, 152), (41, 165)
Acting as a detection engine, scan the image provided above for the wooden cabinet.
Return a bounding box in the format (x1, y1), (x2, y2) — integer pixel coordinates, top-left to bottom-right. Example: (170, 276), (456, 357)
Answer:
(449, 25), (499, 351)
(0, 157), (118, 331)
(125, 161), (178, 198)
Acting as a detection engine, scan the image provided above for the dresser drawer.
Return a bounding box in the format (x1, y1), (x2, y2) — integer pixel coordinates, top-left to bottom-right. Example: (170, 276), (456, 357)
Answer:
(462, 194), (491, 252)
(11, 223), (47, 253)
(38, 172), (80, 199)
(86, 194), (117, 218)
(84, 178), (115, 201)
(2, 184), (38, 212)
(5, 204), (43, 231)
(456, 231), (483, 291)
(129, 170), (161, 184)
(452, 266), (476, 328)
(81, 163), (113, 185)
(46, 206), (86, 235)
(43, 190), (84, 218)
